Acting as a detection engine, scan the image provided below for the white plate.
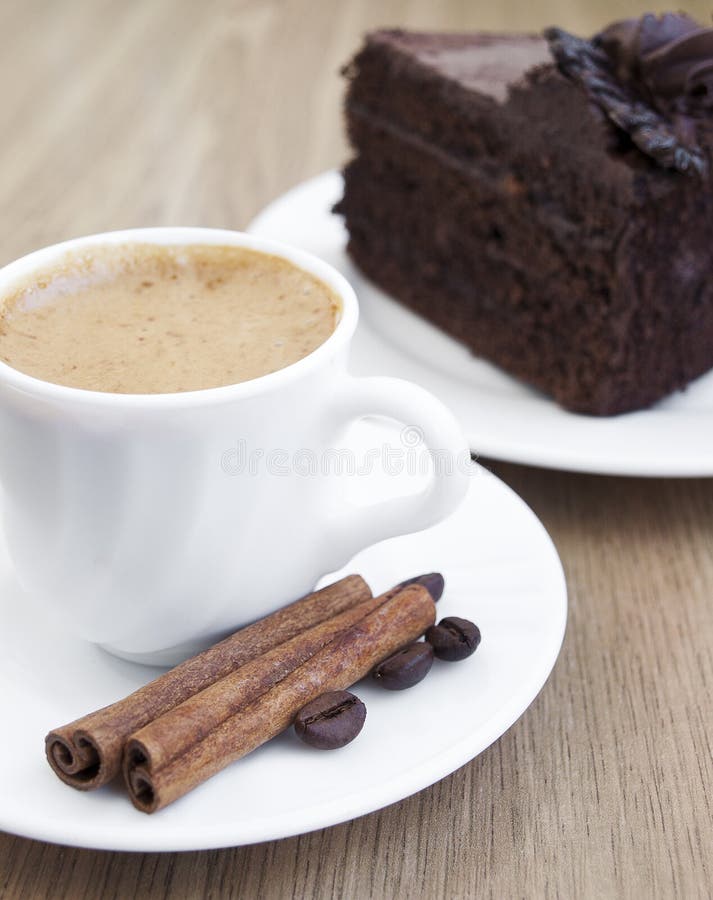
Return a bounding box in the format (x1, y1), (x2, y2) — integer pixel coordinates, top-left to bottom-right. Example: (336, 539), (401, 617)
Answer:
(0, 459), (565, 851)
(248, 171), (713, 477)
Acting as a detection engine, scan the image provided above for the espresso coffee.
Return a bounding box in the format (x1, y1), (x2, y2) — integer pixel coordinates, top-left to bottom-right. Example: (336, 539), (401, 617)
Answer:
(0, 243), (340, 394)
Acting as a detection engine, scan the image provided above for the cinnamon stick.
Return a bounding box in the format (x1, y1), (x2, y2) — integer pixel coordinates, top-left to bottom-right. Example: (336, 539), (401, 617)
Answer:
(45, 574), (371, 789)
(124, 584), (436, 813)
(120, 591), (390, 776)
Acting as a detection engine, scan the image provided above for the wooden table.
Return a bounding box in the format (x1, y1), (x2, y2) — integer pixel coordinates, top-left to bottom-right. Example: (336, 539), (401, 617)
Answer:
(1, 1), (712, 897)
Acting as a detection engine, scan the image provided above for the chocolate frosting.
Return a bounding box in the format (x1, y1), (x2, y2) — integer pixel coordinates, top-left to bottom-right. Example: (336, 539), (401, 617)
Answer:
(545, 15), (713, 177)
(597, 13), (713, 115)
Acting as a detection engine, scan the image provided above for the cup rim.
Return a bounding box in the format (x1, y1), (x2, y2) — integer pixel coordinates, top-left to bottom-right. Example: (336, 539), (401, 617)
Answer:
(0, 227), (359, 407)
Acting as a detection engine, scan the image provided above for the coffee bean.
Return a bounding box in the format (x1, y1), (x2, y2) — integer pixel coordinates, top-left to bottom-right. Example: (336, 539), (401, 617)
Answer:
(397, 572), (445, 602)
(372, 642), (434, 690)
(294, 690), (366, 749)
(426, 617), (481, 661)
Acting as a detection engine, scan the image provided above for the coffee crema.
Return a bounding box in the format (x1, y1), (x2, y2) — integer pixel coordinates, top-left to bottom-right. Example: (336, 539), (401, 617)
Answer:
(0, 243), (340, 394)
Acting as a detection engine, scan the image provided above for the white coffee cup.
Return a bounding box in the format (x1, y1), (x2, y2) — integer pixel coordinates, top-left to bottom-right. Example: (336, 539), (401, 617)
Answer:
(0, 227), (469, 665)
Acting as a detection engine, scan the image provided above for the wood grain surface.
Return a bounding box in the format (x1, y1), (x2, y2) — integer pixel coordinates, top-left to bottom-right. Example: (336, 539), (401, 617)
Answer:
(1, 1), (712, 897)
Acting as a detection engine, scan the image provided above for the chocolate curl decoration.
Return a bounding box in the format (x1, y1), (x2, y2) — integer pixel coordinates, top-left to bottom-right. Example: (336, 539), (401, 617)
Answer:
(545, 13), (713, 177)
(599, 14), (713, 112)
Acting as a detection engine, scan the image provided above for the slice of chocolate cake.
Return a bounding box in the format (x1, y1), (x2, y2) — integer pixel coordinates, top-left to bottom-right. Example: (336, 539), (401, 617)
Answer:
(335, 16), (713, 415)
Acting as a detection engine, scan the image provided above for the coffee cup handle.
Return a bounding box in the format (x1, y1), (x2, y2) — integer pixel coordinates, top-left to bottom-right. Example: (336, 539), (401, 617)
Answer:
(326, 375), (470, 566)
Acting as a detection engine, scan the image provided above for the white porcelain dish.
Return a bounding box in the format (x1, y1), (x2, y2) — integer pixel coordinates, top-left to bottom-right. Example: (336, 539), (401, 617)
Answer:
(0, 461), (566, 851)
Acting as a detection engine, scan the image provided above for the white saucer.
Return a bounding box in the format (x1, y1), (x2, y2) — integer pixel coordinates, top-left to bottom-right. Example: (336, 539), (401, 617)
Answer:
(0, 461), (565, 851)
(248, 171), (713, 477)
